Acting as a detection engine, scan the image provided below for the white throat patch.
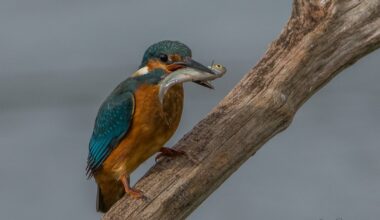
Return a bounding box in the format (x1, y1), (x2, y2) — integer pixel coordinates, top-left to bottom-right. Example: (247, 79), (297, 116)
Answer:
(132, 66), (149, 77)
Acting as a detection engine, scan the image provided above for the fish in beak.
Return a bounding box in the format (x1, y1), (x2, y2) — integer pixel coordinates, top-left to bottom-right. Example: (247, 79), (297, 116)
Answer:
(168, 57), (218, 89)
(158, 63), (226, 104)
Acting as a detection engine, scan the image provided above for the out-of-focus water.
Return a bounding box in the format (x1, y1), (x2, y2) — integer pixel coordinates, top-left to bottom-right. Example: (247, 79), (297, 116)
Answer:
(0, 1), (379, 219)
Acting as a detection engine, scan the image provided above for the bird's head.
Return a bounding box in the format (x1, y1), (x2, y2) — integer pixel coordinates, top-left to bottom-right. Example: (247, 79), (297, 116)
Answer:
(132, 40), (215, 88)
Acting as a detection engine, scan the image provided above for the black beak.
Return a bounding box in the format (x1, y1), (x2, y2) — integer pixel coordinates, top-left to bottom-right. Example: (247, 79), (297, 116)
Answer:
(193, 80), (214, 89)
(173, 57), (215, 89)
(182, 57), (215, 75)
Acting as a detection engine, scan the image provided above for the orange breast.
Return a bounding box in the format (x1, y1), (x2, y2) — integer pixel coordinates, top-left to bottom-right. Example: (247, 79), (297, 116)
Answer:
(102, 83), (184, 179)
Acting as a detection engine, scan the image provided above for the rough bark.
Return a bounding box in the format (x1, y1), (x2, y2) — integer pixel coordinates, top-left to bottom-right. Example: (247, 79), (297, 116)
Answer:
(103, 0), (380, 219)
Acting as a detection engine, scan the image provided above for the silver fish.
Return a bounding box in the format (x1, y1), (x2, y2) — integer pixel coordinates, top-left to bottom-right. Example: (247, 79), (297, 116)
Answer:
(158, 64), (227, 104)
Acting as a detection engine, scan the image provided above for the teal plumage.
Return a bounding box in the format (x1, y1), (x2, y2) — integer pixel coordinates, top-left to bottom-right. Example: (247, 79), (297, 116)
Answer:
(140, 40), (191, 67)
(86, 69), (166, 176)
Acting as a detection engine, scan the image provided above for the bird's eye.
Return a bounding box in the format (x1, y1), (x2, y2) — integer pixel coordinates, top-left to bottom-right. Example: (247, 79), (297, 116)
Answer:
(159, 54), (168, 62)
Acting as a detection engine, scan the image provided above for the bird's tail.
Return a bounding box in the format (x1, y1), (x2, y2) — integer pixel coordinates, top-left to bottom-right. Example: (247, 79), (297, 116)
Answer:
(95, 174), (125, 213)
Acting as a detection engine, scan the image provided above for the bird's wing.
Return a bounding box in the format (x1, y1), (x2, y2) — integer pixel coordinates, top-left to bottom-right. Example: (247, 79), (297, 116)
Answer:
(86, 91), (135, 176)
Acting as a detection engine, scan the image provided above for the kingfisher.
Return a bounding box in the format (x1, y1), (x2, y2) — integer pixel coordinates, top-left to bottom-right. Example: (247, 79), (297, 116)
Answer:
(86, 40), (218, 212)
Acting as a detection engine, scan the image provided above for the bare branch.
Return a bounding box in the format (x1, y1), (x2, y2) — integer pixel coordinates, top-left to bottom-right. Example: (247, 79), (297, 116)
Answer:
(103, 0), (380, 219)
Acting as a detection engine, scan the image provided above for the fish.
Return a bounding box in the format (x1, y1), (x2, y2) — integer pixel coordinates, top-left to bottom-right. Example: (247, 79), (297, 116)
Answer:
(158, 64), (227, 104)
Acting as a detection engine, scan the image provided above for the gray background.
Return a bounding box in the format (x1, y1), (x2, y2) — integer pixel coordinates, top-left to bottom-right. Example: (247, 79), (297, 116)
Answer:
(0, 0), (379, 219)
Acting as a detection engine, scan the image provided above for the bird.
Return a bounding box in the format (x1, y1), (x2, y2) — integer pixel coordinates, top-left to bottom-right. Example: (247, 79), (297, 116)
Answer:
(86, 40), (216, 212)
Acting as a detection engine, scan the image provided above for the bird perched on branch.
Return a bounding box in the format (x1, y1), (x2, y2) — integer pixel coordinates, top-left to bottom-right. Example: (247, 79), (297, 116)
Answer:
(86, 40), (219, 212)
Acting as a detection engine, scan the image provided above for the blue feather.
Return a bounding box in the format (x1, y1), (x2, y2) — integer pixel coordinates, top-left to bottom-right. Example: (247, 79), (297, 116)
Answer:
(86, 69), (165, 176)
(86, 92), (135, 175)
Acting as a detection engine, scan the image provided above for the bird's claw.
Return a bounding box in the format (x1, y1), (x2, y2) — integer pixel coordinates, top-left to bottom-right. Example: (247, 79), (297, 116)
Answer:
(155, 147), (185, 162)
(126, 188), (146, 200)
(155, 147), (199, 164)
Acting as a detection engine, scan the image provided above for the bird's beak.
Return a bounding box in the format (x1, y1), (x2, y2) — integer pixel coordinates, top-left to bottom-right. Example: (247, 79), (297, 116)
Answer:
(158, 62), (226, 104)
(181, 57), (216, 75)
(170, 57), (215, 89)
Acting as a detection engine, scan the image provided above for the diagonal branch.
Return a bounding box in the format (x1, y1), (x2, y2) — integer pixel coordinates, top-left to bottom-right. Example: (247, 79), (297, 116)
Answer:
(103, 0), (380, 219)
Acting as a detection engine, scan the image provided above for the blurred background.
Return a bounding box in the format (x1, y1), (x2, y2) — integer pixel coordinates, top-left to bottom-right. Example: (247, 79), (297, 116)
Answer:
(0, 0), (379, 219)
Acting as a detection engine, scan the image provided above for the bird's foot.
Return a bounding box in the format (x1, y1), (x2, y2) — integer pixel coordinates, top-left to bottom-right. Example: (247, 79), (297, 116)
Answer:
(125, 187), (145, 200)
(120, 175), (146, 200)
(155, 147), (185, 162)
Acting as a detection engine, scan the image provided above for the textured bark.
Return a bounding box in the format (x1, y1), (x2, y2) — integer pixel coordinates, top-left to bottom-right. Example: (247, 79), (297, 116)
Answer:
(103, 1), (380, 219)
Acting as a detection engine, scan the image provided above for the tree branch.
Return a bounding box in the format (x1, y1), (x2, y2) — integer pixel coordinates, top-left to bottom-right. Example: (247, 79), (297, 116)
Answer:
(103, 0), (380, 219)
